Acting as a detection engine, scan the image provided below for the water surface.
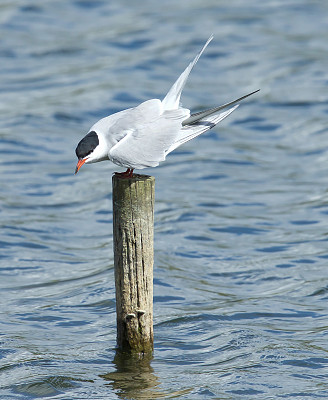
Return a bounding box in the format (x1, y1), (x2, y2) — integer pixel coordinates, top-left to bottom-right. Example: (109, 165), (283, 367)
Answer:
(1, 0), (328, 398)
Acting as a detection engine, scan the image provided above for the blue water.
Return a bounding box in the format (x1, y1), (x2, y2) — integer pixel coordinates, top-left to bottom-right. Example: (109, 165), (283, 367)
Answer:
(1, 0), (328, 398)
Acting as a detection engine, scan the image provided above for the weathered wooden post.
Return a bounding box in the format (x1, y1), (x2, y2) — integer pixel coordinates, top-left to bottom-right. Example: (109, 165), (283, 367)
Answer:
(112, 174), (154, 355)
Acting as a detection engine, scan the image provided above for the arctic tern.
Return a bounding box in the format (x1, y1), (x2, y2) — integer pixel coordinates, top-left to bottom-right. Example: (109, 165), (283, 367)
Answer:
(75, 35), (259, 177)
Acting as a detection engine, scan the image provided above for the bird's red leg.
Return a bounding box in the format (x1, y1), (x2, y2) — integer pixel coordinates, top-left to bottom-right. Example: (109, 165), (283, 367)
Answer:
(115, 168), (134, 178)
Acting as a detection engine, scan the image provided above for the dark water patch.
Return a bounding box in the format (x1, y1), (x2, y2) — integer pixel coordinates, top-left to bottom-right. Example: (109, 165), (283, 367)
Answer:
(256, 245), (289, 253)
(200, 174), (226, 180)
(267, 100), (316, 108)
(168, 149), (193, 156)
(290, 220), (319, 225)
(0, 264), (41, 274)
(203, 50), (229, 60)
(228, 388), (265, 396)
(14, 241), (48, 250)
(6, 266), (110, 292)
(57, 319), (91, 327)
(74, 0), (106, 9)
(282, 358), (328, 370)
(196, 388), (217, 397)
(198, 202), (227, 208)
(159, 228), (184, 235)
(0, 148), (36, 158)
(96, 218), (112, 224)
(276, 263), (295, 269)
(233, 116), (265, 125)
(261, 275), (286, 282)
(301, 148), (326, 157)
(220, 159), (255, 166)
(32, 47), (84, 58)
(0, 137), (61, 156)
(72, 298), (115, 310)
(156, 207), (175, 214)
(175, 251), (216, 259)
(110, 38), (152, 51)
(158, 310), (318, 326)
(225, 311), (315, 322)
(211, 226), (267, 235)
(233, 202), (266, 207)
(294, 259), (316, 264)
(249, 123), (281, 132)
(185, 235), (214, 241)
(176, 212), (206, 222)
(308, 286), (328, 297)
(0, 240), (47, 250)
(154, 278), (173, 288)
(47, 172), (75, 179)
(95, 209), (112, 215)
(3, 225), (47, 235)
(26, 191), (53, 197)
(154, 295), (185, 303)
(112, 91), (142, 104)
(53, 112), (84, 123)
(20, 4), (43, 13)
(13, 375), (80, 398)
(208, 269), (262, 279)
(18, 313), (66, 324)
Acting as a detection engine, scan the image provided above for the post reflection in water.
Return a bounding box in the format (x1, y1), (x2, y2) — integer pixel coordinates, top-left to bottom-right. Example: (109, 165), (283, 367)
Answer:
(101, 352), (162, 400)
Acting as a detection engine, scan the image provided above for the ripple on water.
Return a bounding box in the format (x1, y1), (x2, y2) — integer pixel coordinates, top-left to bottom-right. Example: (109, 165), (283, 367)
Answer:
(1, 0), (328, 399)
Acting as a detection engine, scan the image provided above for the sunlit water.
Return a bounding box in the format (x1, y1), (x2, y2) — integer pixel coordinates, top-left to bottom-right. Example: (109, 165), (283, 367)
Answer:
(1, 1), (328, 399)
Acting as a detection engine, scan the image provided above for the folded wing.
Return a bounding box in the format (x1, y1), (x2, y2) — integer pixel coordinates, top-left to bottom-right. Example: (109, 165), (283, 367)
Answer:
(166, 90), (260, 154)
(109, 99), (189, 169)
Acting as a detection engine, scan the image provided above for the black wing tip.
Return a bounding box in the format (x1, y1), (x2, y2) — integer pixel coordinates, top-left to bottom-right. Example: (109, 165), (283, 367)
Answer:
(249, 88), (260, 96)
(236, 89), (260, 103)
(183, 89), (260, 126)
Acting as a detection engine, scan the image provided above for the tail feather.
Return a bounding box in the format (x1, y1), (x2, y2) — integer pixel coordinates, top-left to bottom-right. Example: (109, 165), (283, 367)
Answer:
(162, 35), (214, 110)
(166, 106), (238, 154)
(182, 89), (260, 126)
(166, 89), (259, 154)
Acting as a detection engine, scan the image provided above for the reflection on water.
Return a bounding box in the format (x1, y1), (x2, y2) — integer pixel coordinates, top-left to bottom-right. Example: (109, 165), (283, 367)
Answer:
(102, 353), (161, 400)
(102, 352), (193, 399)
(1, 0), (328, 398)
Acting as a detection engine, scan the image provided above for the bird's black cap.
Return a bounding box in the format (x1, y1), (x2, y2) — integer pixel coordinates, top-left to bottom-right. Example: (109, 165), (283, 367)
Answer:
(75, 131), (99, 159)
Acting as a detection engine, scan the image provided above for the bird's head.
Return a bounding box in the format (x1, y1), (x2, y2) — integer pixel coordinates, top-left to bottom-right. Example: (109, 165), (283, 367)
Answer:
(75, 130), (103, 174)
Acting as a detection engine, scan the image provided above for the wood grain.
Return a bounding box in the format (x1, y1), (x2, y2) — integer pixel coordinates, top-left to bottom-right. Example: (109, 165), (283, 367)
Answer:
(112, 174), (154, 354)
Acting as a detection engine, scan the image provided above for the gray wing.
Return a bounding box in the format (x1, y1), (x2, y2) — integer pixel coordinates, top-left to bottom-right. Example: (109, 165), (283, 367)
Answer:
(109, 99), (189, 169)
(166, 106), (238, 154)
(182, 89), (260, 126)
(166, 90), (260, 154)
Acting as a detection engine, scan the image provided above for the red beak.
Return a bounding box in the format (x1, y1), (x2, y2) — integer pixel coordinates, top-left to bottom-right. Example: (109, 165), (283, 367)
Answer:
(75, 158), (87, 174)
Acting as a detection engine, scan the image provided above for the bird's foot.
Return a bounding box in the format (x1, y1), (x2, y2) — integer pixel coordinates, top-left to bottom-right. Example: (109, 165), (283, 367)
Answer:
(115, 168), (134, 178)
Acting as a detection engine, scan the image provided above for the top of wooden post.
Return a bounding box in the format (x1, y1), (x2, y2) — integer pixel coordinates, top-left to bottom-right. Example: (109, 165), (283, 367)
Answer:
(112, 173), (155, 183)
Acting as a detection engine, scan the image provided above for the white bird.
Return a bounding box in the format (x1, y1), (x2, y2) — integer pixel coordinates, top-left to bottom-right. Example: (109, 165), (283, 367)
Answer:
(75, 35), (259, 177)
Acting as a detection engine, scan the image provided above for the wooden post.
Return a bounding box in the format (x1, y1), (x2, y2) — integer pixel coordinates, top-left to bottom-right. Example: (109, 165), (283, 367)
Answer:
(112, 174), (154, 355)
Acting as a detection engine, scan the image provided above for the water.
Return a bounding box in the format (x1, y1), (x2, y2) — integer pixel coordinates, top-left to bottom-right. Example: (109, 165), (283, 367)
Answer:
(1, 0), (328, 398)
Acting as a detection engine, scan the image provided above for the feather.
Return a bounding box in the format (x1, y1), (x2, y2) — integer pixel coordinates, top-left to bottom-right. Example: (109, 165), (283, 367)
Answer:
(162, 35), (214, 110)
(109, 99), (189, 169)
(182, 89), (260, 126)
(167, 106), (238, 154)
